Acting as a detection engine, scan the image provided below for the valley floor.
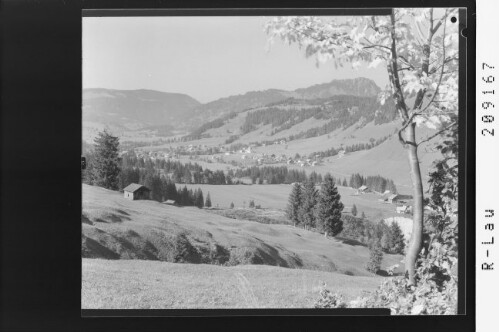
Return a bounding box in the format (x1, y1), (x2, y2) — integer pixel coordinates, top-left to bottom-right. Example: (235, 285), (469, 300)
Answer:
(82, 258), (383, 309)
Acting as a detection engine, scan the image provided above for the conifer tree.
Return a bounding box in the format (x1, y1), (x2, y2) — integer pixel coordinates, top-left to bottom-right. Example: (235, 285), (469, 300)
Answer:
(351, 204), (358, 217)
(181, 186), (189, 206)
(366, 239), (383, 274)
(299, 180), (318, 230)
(389, 221), (406, 254)
(230, 202), (235, 209)
(91, 130), (121, 190)
(286, 183), (303, 227)
(195, 188), (204, 208)
(205, 192), (212, 208)
(316, 175), (344, 237)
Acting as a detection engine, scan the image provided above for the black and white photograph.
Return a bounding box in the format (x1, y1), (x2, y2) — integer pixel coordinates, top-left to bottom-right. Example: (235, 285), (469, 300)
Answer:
(81, 8), (462, 313)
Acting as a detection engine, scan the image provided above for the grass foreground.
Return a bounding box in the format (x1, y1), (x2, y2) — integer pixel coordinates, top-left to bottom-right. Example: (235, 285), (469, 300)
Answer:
(82, 258), (384, 309)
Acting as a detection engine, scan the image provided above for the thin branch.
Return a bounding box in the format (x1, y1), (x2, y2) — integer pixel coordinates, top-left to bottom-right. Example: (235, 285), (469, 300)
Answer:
(417, 11), (448, 115)
(362, 43), (391, 51)
(431, 8), (458, 35)
(399, 55), (416, 70)
(417, 121), (458, 147)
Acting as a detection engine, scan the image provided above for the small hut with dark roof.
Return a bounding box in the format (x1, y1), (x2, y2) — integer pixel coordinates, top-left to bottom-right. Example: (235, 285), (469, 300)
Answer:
(123, 183), (150, 200)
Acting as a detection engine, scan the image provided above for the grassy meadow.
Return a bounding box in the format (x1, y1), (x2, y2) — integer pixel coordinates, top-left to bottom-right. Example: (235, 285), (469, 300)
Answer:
(82, 258), (384, 309)
(82, 183), (406, 309)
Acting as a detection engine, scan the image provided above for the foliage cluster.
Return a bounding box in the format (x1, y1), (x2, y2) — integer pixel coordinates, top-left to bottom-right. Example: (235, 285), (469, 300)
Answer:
(341, 215), (406, 255)
(286, 175), (344, 236)
(349, 173), (398, 194)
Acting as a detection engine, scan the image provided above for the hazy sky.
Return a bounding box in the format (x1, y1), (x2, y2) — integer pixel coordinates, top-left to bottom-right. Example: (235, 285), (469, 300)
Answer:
(83, 16), (389, 103)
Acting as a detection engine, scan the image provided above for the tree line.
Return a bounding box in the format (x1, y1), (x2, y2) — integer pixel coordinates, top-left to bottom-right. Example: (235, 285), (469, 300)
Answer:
(121, 152), (230, 185)
(348, 173), (398, 194)
(341, 214), (405, 255)
(185, 111), (238, 140)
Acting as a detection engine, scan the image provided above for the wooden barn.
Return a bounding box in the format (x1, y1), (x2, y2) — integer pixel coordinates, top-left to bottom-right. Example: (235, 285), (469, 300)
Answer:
(387, 194), (401, 204)
(357, 185), (369, 193)
(123, 183), (150, 200)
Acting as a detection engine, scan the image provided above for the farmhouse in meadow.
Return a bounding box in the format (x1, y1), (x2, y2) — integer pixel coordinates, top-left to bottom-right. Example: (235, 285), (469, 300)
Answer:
(387, 194), (401, 204)
(123, 183), (150, 200)
(357, 185), (369, 193)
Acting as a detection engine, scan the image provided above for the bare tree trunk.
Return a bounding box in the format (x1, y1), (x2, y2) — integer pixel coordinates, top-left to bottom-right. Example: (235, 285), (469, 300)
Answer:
(404, 123), (424, 286)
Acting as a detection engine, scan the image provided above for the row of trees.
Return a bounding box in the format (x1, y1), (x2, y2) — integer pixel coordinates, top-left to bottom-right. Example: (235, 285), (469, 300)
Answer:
(286, 175), (344, 237)
(349, 173), (398, 194)
(341, 215), (405, 255)
(122, 153), (229, 185)
(233, 166), (309, 184)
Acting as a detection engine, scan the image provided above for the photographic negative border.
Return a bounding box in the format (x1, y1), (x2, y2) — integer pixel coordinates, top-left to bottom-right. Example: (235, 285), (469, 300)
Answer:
(80, 5), (472, 317)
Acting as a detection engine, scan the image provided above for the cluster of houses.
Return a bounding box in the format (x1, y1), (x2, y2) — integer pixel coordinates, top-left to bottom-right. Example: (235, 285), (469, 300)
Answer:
(356, 185), (414, 214)
(289, 157), (323, 167)
(122, 149), (179, 161)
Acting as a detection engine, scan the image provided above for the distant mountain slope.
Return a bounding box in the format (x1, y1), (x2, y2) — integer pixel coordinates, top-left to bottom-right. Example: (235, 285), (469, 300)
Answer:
(83, 88), (201, 130)
(294, 77), (380, 99)
(189, 77), (383, 125)
(188, 92), (396, 140)
(83, 78), (384, 132)
(190, 89), (295, 124)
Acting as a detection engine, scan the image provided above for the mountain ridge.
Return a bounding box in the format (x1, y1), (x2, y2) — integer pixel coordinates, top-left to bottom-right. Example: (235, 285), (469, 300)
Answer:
(83, 77), (383, 131)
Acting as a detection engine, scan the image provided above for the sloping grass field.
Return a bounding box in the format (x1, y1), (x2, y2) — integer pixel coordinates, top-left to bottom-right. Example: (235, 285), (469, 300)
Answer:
(82, 258), (384, 309)
(82, 184), (404, 309)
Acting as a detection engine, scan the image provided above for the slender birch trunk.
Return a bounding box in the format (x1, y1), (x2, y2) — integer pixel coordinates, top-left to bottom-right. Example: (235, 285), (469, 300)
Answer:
(404, 123), (424, 285)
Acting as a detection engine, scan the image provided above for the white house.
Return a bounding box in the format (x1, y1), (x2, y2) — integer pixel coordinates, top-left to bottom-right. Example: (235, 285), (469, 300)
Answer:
(396, 205), (408, 214)
(358, 185), (369, 193)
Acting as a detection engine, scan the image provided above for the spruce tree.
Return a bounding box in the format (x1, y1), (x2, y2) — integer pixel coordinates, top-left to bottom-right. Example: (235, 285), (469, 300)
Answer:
(195, 188), (204, 208)
(300, 180), (318, 230)
(205, 192), (212, 208)
(316, 175), (344, 236)
(286, 183), (302, 227)
(351, 204), (358, 217)
(181, 186), (189, 205)
(389, 221), (406, 254)
(361, 211), (366, 219)
(366, 239), (383, 274)
(91, 130), (121, 190)
(230, 202), (235, 209)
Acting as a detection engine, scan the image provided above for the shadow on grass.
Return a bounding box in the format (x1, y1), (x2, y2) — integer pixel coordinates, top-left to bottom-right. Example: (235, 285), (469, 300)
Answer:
(95, 212), (131, 223)
(335, 236), (367, 247)
(82, 214), (93, 225)
(82, 236), (119, 259)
